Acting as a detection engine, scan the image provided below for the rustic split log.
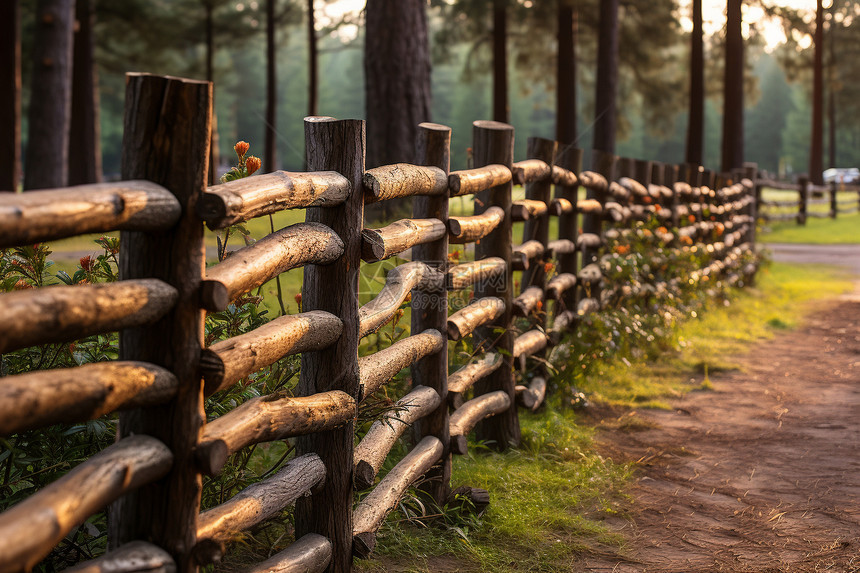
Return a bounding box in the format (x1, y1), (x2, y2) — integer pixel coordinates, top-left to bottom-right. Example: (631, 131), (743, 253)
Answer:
(550, 197), (574, 215)
(576, 234), (602, 250)
(237, 534), (332, 573)
(352, 437), (443, 558)
(196, 390), (355, 475)
(358, 330), (445, 401)
(577, 263), (602, 287)
(447, 297), (505, 341)
(674, 181), (693, 196)
(512, 240), (544, 271)
(197, 454), (325, 546)
(362, 163), (447, 203)
(602, 202), (626, 223)
(201, 311), (343, 396)
(0, 436), (172, 573)
(448, 206), (504, 244)
(548, 310), (576, 345)
(0, 361), (177, 436)
(513, 330), (548, 360)
(511, 199), (548, 222)
(353, 386), (442, 489)
(515, 376), (546, 412)
(578, 171), (608, 191)
(64, 542), (176, 573)
(546, 273), (577, 300)
(577, 199), (603, 214)
(0, 279), (177, 354)
(0, 181), (180, 248)
(198, 171), (350, 229)
(607, 182), (630, 202)
(449, 391), (511, 455)
(577, 297), (599, 315)
(620, 176), (648, 198)
(201, 222), (343, 311)
(551, 165), (578, 187)
(446, 257), (506, 290)
(447, 353), (503, 400)
(546, 239), (576, 257)
(361, 218), (446, 262)
(511, 159), (551, 185)
(512, 286), (544, 317)
(448, 164), (512, 197)
(359, 262), (443, 338)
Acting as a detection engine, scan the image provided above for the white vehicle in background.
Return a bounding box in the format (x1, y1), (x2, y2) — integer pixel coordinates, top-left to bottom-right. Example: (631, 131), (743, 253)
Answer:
(823, 167), (860, 185)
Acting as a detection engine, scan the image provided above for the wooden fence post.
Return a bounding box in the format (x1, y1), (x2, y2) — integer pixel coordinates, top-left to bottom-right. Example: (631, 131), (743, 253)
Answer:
(295, 118), (365, 573)
(521, 137), (557, 293)
(411, 122), (452, 505)
(829, 181), (838, 218)
(798, 175), (809, 225)
(472, 120), (520, 451)
(555, 146), (582, 312)
(743, 163), (758, 249)
(584, 150), (615, 266)
(110, 73), (212, 572)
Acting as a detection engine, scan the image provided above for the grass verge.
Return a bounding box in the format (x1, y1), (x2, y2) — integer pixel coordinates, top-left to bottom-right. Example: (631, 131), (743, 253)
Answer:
(759, 211), (860, 244)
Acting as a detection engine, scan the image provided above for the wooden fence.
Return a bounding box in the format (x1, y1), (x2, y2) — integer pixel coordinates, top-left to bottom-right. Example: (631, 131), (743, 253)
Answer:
(0, 73), (758, 573)
(756, 176), (860, 224)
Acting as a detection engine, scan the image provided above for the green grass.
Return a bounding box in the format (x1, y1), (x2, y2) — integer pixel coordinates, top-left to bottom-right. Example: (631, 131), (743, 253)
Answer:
(759, 211), (860, 244)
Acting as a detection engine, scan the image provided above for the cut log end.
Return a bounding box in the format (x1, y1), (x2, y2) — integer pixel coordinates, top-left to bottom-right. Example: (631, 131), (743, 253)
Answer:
(352, 531), (377, 559)
(354, 459), (376, 491)
(200, 280), (230, 312)
(450, 434), (468, 456)
(195, 439), (229, 477)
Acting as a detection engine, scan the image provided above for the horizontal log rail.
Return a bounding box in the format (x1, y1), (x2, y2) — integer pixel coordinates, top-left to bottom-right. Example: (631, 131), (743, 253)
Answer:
(64, 542), (175, 573)
(201, 311), (343, 395)
(359, 262), (444, 338)
(447, 297), (505, 341)
(358, 330), (445, 401)
(546, 273), (577, 300)
(608, 181), (630, 202)
(361, 218), (446, 263)
(578, 171), (608, 192)
(511, 159), (551, 185)
(196, 390), (355, 475)
(513, 330), (549, 360)
(551, 165), (577, 186)
(449, 391), (512, 454)
(515, 376), (547, 412)
(352, 436), (443, 558)
(546, 239), (576, 256)
(512, 240), (544, 271)
(0, 181), (180, 248)
(549, 197), (573, 215)
(448, 164), (512, 197)
(576, 233), (603, 250)
(0, 436), (173, 573)
(448, 206), (504, 244)
(198, 170), (350, 229)
(0, 279), (177, 354)
(446, 257), (506, 290)
(620, 177), (648, 198)
(447, 353), (503, 407)
(577, 297), (600, 315)
(238, 534), (332, 573)
(548, 310), (575, 344)
(362, 163), (448, 203)
(202, 222), (344, 311)
(353, 385), (442, 489)
(0, 361), (177, 436)
(511, 199), (548, 222)
(577, 264), (603, 287)
(512, 286), (543, 317)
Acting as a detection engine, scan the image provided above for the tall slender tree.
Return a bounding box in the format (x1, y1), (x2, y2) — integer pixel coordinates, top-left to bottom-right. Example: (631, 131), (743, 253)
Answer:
(593, 0), (619, 154)
(809, 0), (824, 184)
(827, 1), (835, 169)
(265, 0), (277, 171)
(0, 0), (21, 191)
(556, 0), (577, 145)
(68, 0), (102, 185)
(685, 0), (704, 165)
(307, 0), (318, 117)
(721, 0), (744, 173)
(492, 0), (509, 123)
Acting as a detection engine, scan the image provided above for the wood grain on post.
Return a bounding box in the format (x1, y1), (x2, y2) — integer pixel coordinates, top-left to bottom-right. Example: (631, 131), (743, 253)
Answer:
(448, 164), (511, 197)
(359, 262), (444, 338)
(0, 436), (173, 573)
(446, 296), (505, 341)
(360, 218), (446, 262)
(202, 222), (343, 311)
(449, 391), (512, 455)
(64, 541), (176, 573)
(512, 286), (544, 317)
(472, 120), (519, 450)
(553, 146), (582, 313)
(295, 117), (364, 573)
(446, 257), (506, 290)
(198, 170), (350, 229)
(0, 279), (177, 354)
(446, 353), (503, 407)
(0, 181), (179, 247)
(511, 158), (551, 185)
(111, 74), (210, 570)
(0, 361), (177, 436)
(353, 385), (442, 489)
(197, 390), (354, 476)
(352, 436), (443, 558)
(362, 163), (448, 202)
(359, 330), (445, 400)
(237, 534), (332, 573)
(448, 206), (504, 243)
(201, 310), (343, 396)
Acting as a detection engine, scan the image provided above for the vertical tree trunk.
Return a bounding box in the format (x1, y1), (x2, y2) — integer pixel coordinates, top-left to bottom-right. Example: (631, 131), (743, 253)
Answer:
(827, 1), (836, 169)
(492, 0), (508, 124)
(24, 0), (75, 190)
(68, 0), (102, 186)
(809, 0), (824, 184)
(307, 0), (318, 117)
(265, 0), (276, 172)
(721, 0), (744, 173)
(593, 0), (619, 154)
(556, 1), (577, 145)
(204, 1), (220, 184)
(685, 0), (704, 166)
(0, 0), (21, 191)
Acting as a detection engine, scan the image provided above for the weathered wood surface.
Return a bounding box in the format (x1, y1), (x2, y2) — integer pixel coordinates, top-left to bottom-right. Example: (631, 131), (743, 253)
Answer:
(576, 233), (603, 249)
(513, 330), (549, 360)
(549, 197), (574, 215)
(548, 310), (576, 344)
(353, 386), (442, 489)
(0, 279), (177, 354)
(577, 263), (603, 287)
(553, 147), (582, 312)
(64, 542), (176, 573)
(359, 262), (443, 338)
(448, 164), (511, 197)
(0, 361), (177, 436)
(551, 165), (578, 186)
(449, 391), (512, 455)
(512, 285), (544, 317)
(0, 181), (180, 247)
(546, 273), (577, 300)
(362, 163), (447, 203)
(197, 454), (325, 544)
(620, 176), (648, 198)
(447, 353), (503, 407)
(515, 376), (546, 411)
(511, 199), (548, 222)
(201, 311), (343, 396)
(577, 199), (603, 213)
(546, 239), (576, 256)
(237, 534), (332, 573)
(0, 436), (173, 573)
(197, 390), (355, 475)
(519, 137), (556, 300)
(511, 159), (551, 185)
(448, 206), (504, 243)
(512, 239), (544, 271)
(577, 297), (600, 315)
(359, 330), (445, 400)
(579, 170), (608, 191)
(447, 297), (505, 341)
(352, 436), (443, 558)
(361, 218), (446, 262)
(446, 257), (506, 290)
(198, 170), (350, 229)
(202, 222), (343, 311)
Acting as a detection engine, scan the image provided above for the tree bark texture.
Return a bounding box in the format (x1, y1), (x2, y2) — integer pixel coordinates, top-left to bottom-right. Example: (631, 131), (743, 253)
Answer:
(266, 0), (277, 172)
(239, 535), (331, 573)
(449, 391), (511, 455)
(448, 206), (504, 244)
(24, 0), (75, 190)
(363, 163), (447, 202)
(685, 0), (704, 165)
(556, 1), (577, 144)
(361, 218), (446, 262)
(68, 0), (101, 186)
(492, 0), (509, 123)
(446, 257), (506, 290)
(446, 297), (505, 341)
(65, 542), (176, 573)
(449, 164), (512, 196)
(359, 263), (444, 338)
(0, 0), (21, 191)
(593, 0), (619, 154)
(721, 0), (744, 172)
(809, 0), (824, 185)
(307, 0), (318, 118)
(359, 330), (445, 400)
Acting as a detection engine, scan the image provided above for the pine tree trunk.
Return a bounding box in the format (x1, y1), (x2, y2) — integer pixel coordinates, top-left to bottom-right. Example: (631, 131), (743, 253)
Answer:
(685, 0), (704, 166)
(809, 0), (824, 184)
(556, 1), (577, 145)
(720, 0), (744, 173)
(593, 0), (618, 154)
(24, 0), (75, 190)
(492, 0), (508, 124)
(0, 0), (21, 191)
(68, 0), (102, 185)
(265, 0), (276, 172)
(307, 0), (318, 117)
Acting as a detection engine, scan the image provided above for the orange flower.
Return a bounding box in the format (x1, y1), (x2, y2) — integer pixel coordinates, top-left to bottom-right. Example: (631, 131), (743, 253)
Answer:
(657, 226), (668, 234)
(643, 196), (652, 204)
(688, 215), (696, 223)
(535, 300), (543, 313)
(294, 293), (302, 305)
(13, 279), (31, 290)
(613, 245), (630, 255)
(681, 236), (693, 245)
(79, 255), (94, 272)
(245, 156), (261, 176)
(234, 141), (250, 159)
(544, 262), (554, 274)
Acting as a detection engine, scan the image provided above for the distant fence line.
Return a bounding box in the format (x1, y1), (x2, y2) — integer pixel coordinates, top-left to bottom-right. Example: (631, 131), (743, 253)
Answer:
(756, 176), (860, 224)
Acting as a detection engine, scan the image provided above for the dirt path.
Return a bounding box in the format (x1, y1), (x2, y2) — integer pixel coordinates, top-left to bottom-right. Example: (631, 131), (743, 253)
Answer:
(580, 283), (860, 572)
